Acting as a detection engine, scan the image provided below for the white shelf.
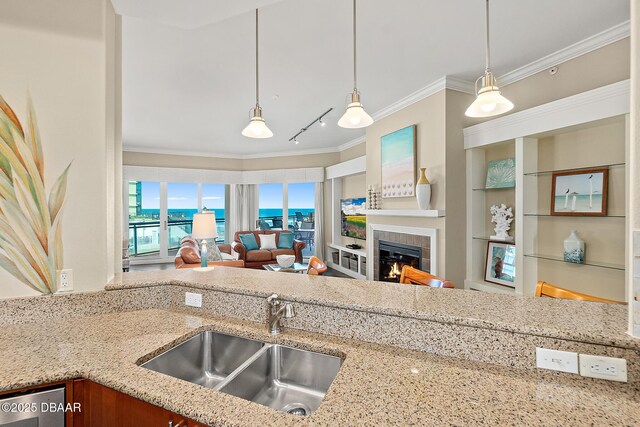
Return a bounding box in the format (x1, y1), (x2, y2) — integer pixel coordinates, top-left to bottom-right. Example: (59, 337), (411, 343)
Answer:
(327, 243), (366, 258)
(363, 209), (445, 218)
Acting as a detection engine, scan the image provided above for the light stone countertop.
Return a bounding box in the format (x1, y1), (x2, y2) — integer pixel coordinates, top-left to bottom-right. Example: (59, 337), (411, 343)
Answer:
(107, 268), (636, 350)
(2, 308), (639, 426)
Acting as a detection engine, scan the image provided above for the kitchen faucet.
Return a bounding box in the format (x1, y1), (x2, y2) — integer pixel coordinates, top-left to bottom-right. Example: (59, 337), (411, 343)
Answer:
(266, 294), (296, 335)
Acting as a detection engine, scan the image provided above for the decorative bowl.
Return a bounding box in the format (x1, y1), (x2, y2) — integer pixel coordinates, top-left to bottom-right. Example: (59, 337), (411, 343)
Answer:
(276, 254), (295, 268)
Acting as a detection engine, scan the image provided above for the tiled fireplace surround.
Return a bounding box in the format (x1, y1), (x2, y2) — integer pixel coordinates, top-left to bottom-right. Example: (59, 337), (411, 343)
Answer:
(373, 230), (432, 281)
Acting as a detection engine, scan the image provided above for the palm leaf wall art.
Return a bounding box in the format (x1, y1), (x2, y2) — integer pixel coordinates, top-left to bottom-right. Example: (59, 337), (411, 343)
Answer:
(0, 95), (71, 294)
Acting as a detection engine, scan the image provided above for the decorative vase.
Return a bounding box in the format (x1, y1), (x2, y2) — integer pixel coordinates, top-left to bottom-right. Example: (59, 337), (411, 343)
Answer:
(415, 168), (431, 210)
(563, 230), (585, 264)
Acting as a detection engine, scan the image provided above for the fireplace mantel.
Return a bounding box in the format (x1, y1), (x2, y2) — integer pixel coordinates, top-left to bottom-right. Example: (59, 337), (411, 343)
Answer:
(363, 209), (445, 218)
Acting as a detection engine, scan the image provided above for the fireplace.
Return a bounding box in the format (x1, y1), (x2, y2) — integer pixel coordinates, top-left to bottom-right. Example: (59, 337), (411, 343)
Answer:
(378, 240), (422, 283)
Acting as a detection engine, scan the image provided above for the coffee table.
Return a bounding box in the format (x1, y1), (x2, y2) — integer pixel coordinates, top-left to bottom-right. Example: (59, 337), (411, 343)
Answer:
(263, 262), (308, 273)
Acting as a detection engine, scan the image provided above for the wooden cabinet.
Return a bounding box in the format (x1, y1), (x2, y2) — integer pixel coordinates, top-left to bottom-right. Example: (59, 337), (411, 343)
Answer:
(72, 379), (206, 427)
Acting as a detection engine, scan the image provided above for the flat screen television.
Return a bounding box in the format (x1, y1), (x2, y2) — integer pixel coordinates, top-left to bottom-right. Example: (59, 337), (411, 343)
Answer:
(340, 197), (367, 240)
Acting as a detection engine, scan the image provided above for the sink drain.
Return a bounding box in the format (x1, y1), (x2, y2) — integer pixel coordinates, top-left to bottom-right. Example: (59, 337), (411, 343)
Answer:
(283, 403), (310, 416)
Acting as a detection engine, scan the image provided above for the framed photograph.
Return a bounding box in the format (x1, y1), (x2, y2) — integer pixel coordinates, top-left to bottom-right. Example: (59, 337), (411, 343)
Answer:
(485, 157), (515, 189)
(550, 168), (608, 216)
(381, 125), (416, 198)
(485, 241), (516, 288)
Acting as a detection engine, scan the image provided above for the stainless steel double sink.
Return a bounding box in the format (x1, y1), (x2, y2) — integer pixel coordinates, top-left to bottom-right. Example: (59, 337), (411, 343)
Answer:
(141, 331), (343, 416)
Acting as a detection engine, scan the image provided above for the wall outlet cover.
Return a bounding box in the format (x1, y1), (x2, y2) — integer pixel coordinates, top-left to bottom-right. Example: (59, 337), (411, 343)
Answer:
(185, 292), (202, 308)
(536, 348), (579, 374)
(57, 269), (73, 292)
(579, 354), (627, 382)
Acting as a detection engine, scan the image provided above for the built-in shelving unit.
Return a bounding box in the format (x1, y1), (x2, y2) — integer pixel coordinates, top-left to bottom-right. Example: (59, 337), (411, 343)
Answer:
(326, 155), (368, 280)
(326, 243), (367, 280)
(464, 80), (630, 300)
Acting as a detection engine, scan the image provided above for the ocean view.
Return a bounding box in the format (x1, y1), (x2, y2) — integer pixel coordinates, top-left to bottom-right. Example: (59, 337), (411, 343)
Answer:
(137, 208), (315, 221)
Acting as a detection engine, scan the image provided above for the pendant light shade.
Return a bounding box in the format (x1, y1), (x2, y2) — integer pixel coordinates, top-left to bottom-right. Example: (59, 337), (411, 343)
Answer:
(465, 0), (514, 118)
(339, 0), (373, 129)
(243, 9), (273, 138)
(242, 106), (273, 138)
(338, 91), (374, 128)
(465, 71), (514, 117)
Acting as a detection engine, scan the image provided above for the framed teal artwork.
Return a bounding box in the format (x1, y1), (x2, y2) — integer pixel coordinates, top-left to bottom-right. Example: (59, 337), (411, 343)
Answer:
(485, 158), (515, 189)
(381, 125), (416, 198)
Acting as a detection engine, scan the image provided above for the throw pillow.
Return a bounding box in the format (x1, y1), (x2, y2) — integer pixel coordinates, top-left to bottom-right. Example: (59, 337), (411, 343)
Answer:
(206, 243), (223, 262)
(180, 246), (201, 264)
(239, 233), (259, 251)
(277, 232), (295, 249)
(259, 233), (277, 250)
(181, 236), (197, 246)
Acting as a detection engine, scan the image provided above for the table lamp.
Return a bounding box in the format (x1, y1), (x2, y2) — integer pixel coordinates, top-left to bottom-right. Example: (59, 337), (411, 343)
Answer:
(191, 211), (218, 270)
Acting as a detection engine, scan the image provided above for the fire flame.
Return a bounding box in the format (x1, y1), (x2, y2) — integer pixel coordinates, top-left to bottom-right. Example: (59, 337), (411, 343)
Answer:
(387, 262), (402, 279)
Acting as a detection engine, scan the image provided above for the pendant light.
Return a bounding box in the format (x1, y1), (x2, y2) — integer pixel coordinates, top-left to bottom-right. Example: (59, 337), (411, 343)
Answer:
(242, 9), (273, 138)
(465, 0), (514, 118)
(338, 0), (373, 129)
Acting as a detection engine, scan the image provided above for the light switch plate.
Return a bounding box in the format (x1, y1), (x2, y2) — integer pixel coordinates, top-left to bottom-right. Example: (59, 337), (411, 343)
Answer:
(185, 292), (202, 308)
(536, 348), (579, 374)
(579, 354), (627, 382)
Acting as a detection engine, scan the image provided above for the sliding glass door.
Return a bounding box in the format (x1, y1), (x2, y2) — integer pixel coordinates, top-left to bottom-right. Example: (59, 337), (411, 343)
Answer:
(257, 182), (316, 258)
(127, 181), (228, 262)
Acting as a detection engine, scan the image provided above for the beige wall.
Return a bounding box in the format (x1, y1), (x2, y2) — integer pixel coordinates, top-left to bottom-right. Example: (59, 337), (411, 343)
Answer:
(339, 142), (366, 162)
(0, 0), (118, 298)
(365, 90), (448, 276)
(444, 90), (475, 286)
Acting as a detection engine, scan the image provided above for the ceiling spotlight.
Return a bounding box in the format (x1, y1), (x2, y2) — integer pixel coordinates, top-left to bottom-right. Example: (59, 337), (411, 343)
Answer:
(288, 108), (333, 144)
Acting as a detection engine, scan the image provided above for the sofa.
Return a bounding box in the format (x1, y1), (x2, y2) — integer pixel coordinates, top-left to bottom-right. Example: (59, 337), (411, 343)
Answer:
(233, 230), (306, 269)
(175, 237), (245, 269)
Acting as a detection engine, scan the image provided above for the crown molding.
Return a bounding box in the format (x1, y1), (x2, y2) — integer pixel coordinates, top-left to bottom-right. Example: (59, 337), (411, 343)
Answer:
(369, 76), (475, 124)
(499, 20), (630, 86)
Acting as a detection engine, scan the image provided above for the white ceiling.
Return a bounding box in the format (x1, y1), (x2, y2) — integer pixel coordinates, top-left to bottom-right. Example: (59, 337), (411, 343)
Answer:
(117, 0), (630, 158)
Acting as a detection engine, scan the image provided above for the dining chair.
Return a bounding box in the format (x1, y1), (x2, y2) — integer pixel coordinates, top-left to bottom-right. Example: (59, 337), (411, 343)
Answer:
(535, 281), (625, 304)
(399, 265), (454, 288)
(307, 256), (328, 275)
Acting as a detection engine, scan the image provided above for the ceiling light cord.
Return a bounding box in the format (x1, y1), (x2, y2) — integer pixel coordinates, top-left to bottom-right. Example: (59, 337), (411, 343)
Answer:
(485, 0), (490, 73)
(255, 8), (260, 107)
(353, 0), (357, 92)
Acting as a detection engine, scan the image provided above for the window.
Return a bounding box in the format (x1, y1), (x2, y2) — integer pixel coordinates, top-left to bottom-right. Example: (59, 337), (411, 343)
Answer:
(258, 183), (284, 230)
(202, 183), (227, 242)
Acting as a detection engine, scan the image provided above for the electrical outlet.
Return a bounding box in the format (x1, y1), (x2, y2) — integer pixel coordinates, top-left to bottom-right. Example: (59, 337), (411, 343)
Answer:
(57, 269), (73, 292)
(185, 292), (202, 308)
(579, 354), (627, 382)
(536, 348), (579, 374)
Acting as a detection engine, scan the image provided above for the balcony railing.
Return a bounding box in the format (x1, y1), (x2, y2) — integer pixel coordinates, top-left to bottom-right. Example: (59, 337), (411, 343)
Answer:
(128, 213), (315, 258)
